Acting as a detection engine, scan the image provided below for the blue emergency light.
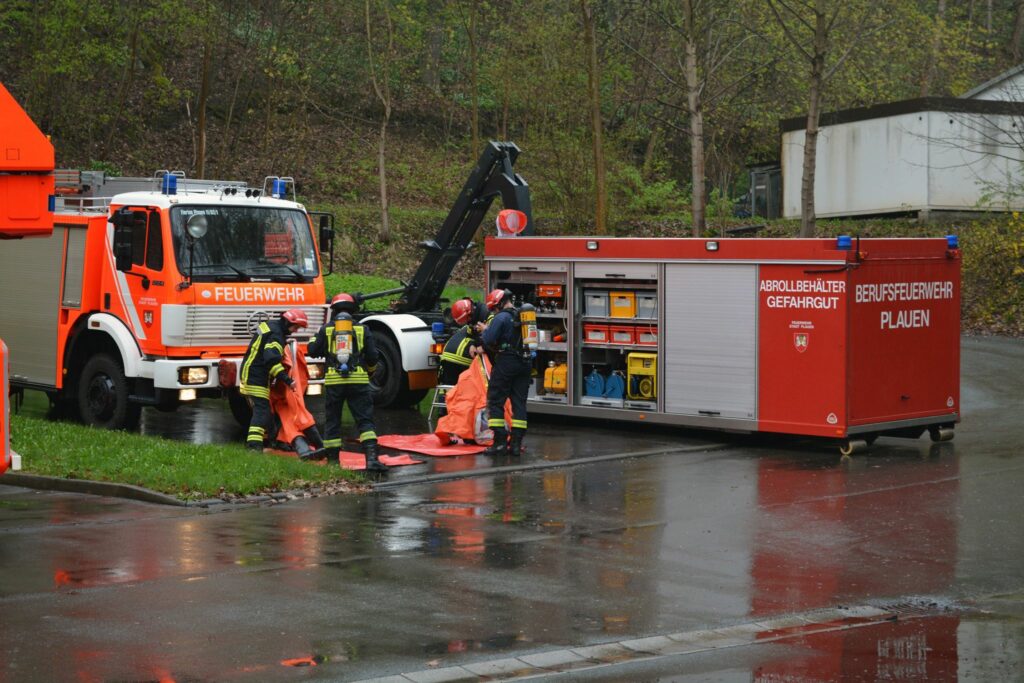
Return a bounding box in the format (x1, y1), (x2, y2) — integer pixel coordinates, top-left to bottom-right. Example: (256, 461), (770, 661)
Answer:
(161, 174), (177, 195)
(946, 234), (959, 249)
(272, 178), (286, 199)
(431, 321), (446, 341)
(836, 235), (852, 250)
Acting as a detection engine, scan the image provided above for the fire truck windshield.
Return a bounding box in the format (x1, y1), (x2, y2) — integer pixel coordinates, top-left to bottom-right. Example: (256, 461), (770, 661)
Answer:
(170, 206), (319, 281)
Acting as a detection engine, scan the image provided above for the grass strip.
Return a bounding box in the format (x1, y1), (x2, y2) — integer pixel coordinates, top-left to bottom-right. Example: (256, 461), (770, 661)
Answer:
(9, 413), (359, 500)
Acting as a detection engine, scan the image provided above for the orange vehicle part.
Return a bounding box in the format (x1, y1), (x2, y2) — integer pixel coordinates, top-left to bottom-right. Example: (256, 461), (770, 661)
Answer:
(1, 83), (54, 474)
(0, 83), (54, 238)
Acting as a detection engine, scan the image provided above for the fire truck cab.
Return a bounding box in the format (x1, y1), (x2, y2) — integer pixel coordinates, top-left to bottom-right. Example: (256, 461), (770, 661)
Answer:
(0, 170), (334, 429)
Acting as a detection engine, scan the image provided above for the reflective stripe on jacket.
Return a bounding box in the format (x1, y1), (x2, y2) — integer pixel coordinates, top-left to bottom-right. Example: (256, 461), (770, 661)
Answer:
(240, 319), (288, 397)
(440, 325), (475, 368)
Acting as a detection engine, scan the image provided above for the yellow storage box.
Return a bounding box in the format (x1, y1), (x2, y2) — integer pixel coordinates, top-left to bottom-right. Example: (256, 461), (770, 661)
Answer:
(609, 291), (637, 318)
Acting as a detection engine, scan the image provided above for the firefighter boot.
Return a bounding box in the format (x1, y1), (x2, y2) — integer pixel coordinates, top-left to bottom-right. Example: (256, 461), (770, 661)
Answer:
(322, 448), (341, 466)
(509, 430), (525, 457)
(303, 425), (325, 449)
(295, 436), (327, 461)
(363, 440), (387, 472)
(482, 429), (510, 457)
(246, 440), (264, 452)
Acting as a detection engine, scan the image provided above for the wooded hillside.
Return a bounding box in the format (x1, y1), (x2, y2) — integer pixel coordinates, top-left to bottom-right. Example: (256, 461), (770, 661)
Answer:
(3, 0), (1024, 233)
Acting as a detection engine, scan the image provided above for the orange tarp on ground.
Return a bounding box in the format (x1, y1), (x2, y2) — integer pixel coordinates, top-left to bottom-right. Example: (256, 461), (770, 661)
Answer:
(376, 434), (486, 456)
(434, 355), (512, 445)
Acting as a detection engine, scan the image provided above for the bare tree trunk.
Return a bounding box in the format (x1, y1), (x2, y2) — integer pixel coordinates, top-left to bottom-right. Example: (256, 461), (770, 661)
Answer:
(800, 8), (828, 238)
(1012, 0), (1024, 60)
(988, 0), (994, 31)
(920, 0), (946, 97)
(683, 0), (705, 237)
(366, 0), (393, 243)
(582, 0), (607, 234)
(196, 36), (213, 178)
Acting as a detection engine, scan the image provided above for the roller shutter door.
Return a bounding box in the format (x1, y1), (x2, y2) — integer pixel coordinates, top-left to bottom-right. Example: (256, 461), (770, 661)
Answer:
(664, 264), (757, 419)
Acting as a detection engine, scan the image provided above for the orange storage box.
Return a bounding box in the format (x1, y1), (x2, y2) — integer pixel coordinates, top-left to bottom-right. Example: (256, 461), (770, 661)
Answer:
(609, 291), (637, 318)
(609, 325), (636, 345)
(583, 324), (609, 344)
(537, 284), (563, 298)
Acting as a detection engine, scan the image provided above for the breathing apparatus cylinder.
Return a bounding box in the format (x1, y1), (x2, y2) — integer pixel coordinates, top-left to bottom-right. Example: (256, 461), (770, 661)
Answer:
(334, 315), (354, 376)
(519, 303), (538, 358)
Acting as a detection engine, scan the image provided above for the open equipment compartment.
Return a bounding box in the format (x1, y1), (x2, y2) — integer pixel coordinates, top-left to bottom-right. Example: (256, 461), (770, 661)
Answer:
(486, 259), (570, 404)
(574, 261), (659, 411)
(485, 236), (961, 453)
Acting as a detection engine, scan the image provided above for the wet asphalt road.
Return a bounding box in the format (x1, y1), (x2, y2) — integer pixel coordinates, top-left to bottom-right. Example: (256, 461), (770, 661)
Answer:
(1, 336), (1023, 681)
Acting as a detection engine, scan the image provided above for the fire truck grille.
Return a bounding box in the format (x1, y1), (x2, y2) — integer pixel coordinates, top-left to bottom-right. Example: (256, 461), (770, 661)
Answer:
(181, 305), (328, 347)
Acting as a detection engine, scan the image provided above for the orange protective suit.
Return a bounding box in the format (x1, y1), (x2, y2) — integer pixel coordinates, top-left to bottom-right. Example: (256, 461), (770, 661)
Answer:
(434, 355), (512, 445)
(270, 344), (317, 446)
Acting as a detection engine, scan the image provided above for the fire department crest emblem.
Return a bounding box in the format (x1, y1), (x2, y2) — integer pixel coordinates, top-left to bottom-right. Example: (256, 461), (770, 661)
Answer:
(793, 333), (809, 352)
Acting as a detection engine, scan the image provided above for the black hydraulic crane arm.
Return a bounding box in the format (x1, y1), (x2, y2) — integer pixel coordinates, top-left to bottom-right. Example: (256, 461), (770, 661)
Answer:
(357, 141), (532, 315)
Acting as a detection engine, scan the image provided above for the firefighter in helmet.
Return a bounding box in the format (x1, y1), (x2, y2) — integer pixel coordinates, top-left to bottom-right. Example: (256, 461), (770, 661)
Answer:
(484, 288), (506, 326)
(438, 297), (486, 386)
(480, 288), (532, 456)
(240, 308), (309, 451)
(306, 293), (385, 471)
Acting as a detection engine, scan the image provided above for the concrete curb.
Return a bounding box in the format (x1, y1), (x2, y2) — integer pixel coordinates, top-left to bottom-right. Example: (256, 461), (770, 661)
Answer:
(0, 472), (369, 509)
(1, 472), (187, 507)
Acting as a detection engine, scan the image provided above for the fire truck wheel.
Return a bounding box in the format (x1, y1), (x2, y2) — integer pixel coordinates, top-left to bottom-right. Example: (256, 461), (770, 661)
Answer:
(369, 332), (402, 408)
(76, 354), (142, 430)
(228, 389), (253, 427)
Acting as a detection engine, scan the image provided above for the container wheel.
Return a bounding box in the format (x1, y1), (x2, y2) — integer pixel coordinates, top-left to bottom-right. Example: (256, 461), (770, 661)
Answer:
(76, 353), (141, 430)
(839, 439), (868, 457)
(929, 426), (955, 442)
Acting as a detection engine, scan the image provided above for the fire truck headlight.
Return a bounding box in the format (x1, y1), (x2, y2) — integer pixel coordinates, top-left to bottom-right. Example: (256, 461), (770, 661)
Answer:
(307, 363), (325, 380)
(178, 366), (209, 385)
(178, 388), (198, 401)
(305, 384), (323, 396)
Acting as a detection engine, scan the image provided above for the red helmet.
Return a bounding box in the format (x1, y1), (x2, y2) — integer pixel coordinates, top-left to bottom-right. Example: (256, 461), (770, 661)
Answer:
(282, 309), (308, 328)
(486, 288), (510, 310)
(330, 292), (358, 314)
(451, 298), (475, 325)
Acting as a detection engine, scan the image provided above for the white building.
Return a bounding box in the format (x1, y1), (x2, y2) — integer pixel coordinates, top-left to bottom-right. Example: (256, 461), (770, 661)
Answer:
(781, 66), (1024, 219)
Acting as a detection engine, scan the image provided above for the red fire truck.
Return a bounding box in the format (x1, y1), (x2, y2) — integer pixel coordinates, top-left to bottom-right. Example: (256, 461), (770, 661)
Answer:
(485, 235), (961, 453)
